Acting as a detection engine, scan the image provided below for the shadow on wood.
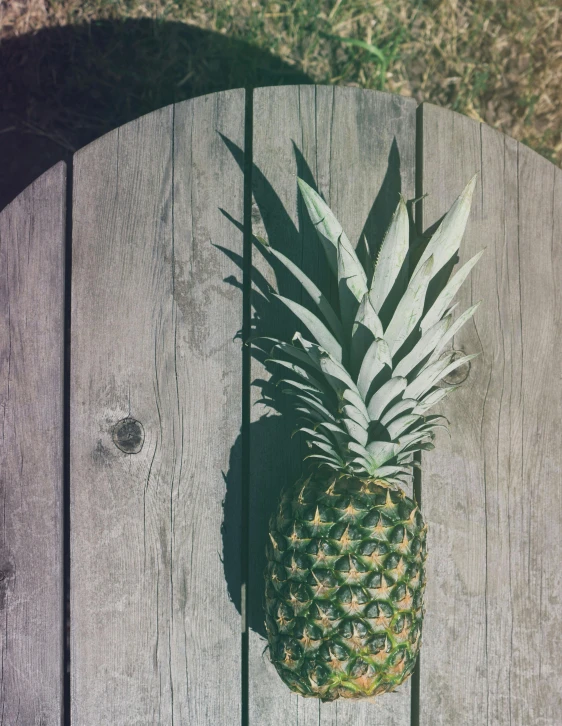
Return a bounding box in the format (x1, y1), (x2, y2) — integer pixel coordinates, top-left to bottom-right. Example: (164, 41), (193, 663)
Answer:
(0, 18), (313, 211)
(218, 132), (450, 642)
(223, 416), (301, 640)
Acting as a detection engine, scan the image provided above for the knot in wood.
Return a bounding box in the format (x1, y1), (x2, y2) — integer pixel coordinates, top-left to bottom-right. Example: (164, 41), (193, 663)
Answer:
(441, 349), (471, 386)
(111, 417), (144, 454)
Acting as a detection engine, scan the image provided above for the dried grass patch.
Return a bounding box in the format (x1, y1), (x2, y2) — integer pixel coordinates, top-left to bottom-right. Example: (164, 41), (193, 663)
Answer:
(1, 0), (560, 165)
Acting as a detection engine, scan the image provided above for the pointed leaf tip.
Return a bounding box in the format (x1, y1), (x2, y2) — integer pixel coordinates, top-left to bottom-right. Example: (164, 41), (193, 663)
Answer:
(370, 194), (410, 313)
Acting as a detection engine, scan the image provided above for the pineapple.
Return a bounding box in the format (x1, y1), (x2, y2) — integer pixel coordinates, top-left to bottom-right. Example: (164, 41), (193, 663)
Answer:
(256, 173), (484, 702)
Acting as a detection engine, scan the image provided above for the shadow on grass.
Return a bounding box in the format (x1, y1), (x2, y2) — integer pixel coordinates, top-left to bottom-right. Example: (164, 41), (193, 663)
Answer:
(0, 17), (313, 211)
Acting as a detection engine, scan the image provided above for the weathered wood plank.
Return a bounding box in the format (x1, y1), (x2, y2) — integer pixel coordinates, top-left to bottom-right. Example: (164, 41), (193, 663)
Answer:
(415, 104), (486, 726)
(418, 102), (562, 725)
(0, 162), (66, 725)
(71, 91), (245, 724)
(249, 84), (417, 725)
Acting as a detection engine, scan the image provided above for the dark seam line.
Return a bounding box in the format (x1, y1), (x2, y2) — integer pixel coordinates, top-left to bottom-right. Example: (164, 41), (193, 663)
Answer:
(63, 155), (73, 726)
(241, 84), (254, 726)
(410, 100), (424, 726)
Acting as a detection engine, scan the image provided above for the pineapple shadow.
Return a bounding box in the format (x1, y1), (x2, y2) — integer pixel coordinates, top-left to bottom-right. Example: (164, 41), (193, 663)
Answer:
(218, 236), (304, 639)
(222, 415), (301, 640)
(218, 134), (459, 640)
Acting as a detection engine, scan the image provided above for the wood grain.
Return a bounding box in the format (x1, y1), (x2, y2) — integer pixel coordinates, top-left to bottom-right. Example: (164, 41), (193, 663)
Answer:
(418, 101), (562, 725)
(70, 91), (245, 725)
(4, 85), (561, 726)
(249, 84), (417, 725)
(0, 162), (66, 725)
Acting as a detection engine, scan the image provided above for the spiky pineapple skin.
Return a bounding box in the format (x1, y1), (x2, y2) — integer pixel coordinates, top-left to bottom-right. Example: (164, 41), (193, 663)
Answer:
(264, 471), (427, 701)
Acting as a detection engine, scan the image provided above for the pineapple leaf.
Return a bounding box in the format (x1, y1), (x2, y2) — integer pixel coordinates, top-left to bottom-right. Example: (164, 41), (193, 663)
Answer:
(290, 392), (336, 421)
(413, 413), (450, 427)
(278, 377), (323, 396)
(280, 383), (324, 404)
(386, 413), (422, 440)
(308, 440), (340, 457)
(350, 457), (378, 474)
(433, 352), (479, 387)
(295, 407), (324, 423)
(356, 337), (392, 400)
(413, 385), (460, 414)
(393, 313), (453, 378)
(304, 454), (344, 468)
(296, 178), (337, 275)
(315, 421), (351, 450)
(367, 376), (408, 421)
(370, 194), (410, 313)
(402, 352), (456, 400)
(380, 398), (418, 426)
(350, 290), (384, 371)
(298, 427), (334, 446)
(360, 233), (374, 284)
(262, 174), (483, 479)
(341, 388), (370, 421)
(396, 431), (434, 452)
(348, 441), (374, 460)
(297, 178), (367, 293)
(273, 293), (343, 362)
(410, 352), (479, 400)
(396, 441), (435, 459)
(264, 338), (318, 369)
(256, 237), (344, 342)
(410, 173), (478, 282)
(372, 465), (412, 477)
(337, 232), (369, 332)
(342, 404), (370, 431)
(343, 418), (369, 446)
(410, 421), (450, 437)
(294, 333), (360, 396)
(365, 441), (400, 467)
(427, 301), (482, 364)
(266, 358), (327, 394)
(316, 421), (349, 437)
(384, 255), (435, 357)
(420, 249), (485, 334)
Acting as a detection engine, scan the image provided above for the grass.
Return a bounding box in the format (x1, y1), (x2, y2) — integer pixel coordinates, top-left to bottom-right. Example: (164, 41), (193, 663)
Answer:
(0, 0), (561, 167)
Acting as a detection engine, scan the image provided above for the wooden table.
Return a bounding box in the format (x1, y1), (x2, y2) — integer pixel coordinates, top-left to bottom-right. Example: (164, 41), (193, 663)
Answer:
(1, 85), (561, 725)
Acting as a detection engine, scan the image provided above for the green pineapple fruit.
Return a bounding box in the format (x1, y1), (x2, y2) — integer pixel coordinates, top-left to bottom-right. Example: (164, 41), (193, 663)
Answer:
(256, 173), (483, 702)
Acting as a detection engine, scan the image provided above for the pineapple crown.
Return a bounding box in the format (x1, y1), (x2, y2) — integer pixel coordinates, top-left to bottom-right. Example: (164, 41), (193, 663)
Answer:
(254, 174), (484, 489)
